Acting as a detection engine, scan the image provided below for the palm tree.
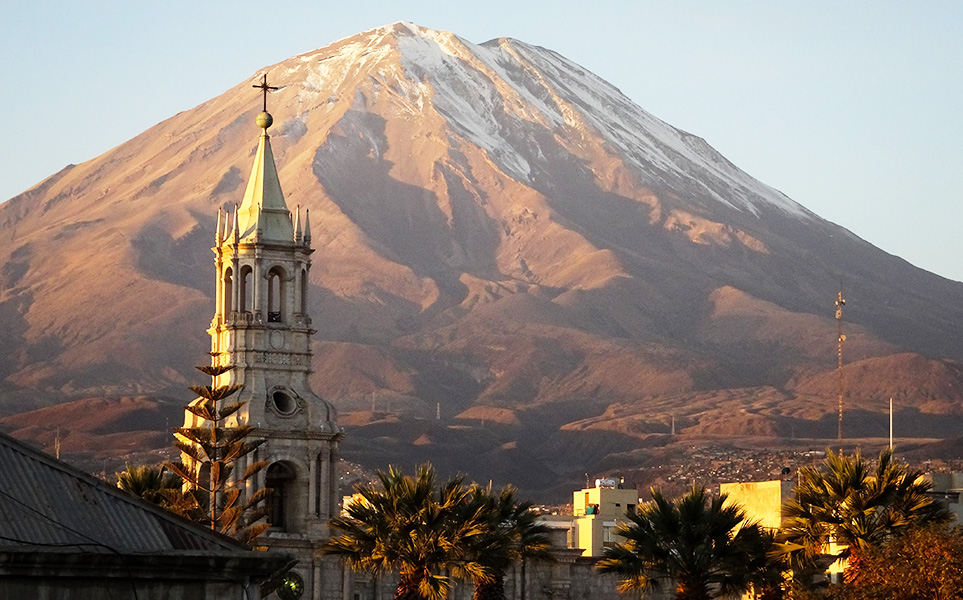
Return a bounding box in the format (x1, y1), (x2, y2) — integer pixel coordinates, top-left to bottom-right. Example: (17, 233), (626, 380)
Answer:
(321, 464), (489, 600)
(463, 485), (554, 600)
(774, 447), (951, 582)
(597, 487), (773, 600)
(116, 463), (181, 505)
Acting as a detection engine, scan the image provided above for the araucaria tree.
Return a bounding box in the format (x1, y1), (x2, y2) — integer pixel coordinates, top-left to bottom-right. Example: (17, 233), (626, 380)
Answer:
(597, 487), (773, 600)
(773, 447), (951, 583)
(322, 464), (489, 600)
(165, 363), (271, 544)
(463, 485), (554, 600)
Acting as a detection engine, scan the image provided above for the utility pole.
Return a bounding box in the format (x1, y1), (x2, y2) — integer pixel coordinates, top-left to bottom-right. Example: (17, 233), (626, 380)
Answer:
(836, 286), (846, 444)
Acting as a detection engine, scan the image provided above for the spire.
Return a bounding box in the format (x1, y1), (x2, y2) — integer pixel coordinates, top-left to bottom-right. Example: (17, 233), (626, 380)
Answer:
(215, 207), (223, 245)
(232, 204), (240, 242)
(235, 73), (294, 243)
(303, 209), (312, 245)
(294, 206), (302, 243)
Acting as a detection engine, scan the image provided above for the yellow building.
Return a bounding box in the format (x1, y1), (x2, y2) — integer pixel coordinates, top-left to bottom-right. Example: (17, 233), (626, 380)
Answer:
(572, 479), (638, 556)
(721, 479), (846, 581)
(720, 480), (793, 531)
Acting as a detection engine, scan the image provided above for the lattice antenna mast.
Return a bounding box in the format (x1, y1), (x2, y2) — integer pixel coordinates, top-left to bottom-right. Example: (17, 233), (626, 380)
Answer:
(835, 286), (846, 442)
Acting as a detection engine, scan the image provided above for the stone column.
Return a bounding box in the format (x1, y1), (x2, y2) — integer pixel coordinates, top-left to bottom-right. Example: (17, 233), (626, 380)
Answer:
(308, 446), (318, 518)
(319, 447), (331, 518)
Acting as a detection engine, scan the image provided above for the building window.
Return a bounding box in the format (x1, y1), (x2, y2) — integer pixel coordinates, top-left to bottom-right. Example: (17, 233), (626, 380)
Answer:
(223, 267), (233, 315)
(266, 462), (296, 531)
(300, 268), (308, 316)
(267, 266), (286, 322)
(272, 390), (297, 415)
(240, 265), (253, 312)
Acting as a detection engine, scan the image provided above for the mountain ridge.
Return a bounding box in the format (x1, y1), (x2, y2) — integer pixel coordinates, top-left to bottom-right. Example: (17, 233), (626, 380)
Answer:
(2, 23), (962, 491)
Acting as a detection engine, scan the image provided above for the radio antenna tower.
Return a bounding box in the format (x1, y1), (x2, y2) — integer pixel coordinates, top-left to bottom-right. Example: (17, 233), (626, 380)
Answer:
(835, 285), (846, 442)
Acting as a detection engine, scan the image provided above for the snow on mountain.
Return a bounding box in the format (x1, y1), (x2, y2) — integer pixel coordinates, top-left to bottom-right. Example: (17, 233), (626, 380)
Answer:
(2, 23), (963, 493)
(292, 22), (812, 219)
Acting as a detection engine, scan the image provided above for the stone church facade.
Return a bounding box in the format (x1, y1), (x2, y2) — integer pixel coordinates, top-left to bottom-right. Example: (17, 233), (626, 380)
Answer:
(185, 90), (345, 600)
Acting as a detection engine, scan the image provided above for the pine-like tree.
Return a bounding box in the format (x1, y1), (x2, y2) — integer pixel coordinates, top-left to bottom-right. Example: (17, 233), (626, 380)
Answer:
(165, 362), (271, 545)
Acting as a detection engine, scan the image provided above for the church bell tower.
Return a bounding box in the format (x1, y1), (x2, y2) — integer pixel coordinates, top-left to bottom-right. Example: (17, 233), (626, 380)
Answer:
(205, 75), (343, 600)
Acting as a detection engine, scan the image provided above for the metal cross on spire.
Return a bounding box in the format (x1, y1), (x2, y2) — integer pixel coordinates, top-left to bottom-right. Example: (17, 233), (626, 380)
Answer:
(253, 73), (278, 112)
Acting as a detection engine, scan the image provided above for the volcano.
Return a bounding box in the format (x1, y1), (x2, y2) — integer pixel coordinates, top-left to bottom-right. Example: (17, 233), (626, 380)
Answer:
(2, 23), (962, 493)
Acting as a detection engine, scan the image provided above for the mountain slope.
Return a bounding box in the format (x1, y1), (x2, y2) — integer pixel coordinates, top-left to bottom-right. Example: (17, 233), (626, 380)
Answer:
(2, 23), (963, 489)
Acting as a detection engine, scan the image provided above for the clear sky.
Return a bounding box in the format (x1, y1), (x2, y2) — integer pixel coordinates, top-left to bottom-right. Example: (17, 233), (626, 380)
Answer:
(2, 1), (961, 281)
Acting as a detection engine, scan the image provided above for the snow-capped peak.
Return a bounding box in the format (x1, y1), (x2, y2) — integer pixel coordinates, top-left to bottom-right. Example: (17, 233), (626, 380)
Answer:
(290, 23), (813, 220)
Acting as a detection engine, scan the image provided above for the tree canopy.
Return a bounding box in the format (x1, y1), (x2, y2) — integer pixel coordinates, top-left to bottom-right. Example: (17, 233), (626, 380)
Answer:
(597, 487), (774, 600)
(322, 464), (489, 600)
(773, 447), (951, 581)
(115, 463), (181, 506)
(462, 484), (554, 600)
(322, 465), (553, 600)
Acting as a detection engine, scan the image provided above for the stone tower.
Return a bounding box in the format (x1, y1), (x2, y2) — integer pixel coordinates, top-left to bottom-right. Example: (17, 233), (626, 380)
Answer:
(201, 87), (343, 599)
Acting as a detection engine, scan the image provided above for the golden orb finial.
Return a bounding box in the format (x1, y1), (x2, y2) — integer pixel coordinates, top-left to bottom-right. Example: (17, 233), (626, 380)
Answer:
(253, 74), (278, 131)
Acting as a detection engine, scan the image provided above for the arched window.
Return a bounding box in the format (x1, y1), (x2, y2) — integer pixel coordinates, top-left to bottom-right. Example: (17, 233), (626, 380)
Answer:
(267, 266), (286, 323)
(198, 462), (212, 493)
(240, 265), (253, 312)
(300, 268), (308, 316)
(266, 462), (297, 531)
(222, 267), (233, 316)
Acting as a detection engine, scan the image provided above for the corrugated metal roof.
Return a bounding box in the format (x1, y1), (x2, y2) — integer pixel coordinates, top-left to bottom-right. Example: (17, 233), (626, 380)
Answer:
(0, 431), (244, 553)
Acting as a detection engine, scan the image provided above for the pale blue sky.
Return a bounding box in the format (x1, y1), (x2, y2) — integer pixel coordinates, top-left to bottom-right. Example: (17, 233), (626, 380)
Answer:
(2, 1), (961, 281)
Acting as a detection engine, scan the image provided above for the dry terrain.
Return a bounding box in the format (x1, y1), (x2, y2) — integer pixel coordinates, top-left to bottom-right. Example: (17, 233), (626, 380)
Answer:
(2, 24), (962, 496)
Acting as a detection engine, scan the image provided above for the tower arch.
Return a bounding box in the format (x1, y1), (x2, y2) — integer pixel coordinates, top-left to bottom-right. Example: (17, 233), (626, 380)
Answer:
(265, 460), (303, 532)
(299, 268), (308, 319)
(267, 265), (287, 323)
(222, 266), (233, 316)
(239, 265), (253, 313)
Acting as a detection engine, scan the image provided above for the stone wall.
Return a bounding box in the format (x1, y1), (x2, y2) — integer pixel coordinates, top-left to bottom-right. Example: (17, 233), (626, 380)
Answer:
(339, 549), (670, 600)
